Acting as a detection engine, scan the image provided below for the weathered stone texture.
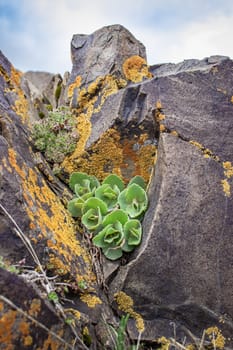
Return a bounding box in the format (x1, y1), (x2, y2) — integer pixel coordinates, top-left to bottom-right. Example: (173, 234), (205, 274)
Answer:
(1, 24), (233, 348)
(70, 24), (146, 88)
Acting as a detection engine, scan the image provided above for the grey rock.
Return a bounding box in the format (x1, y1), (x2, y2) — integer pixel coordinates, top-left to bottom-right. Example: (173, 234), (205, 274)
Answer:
(70, 24), (146, 88)
(108, 57), (233, 344)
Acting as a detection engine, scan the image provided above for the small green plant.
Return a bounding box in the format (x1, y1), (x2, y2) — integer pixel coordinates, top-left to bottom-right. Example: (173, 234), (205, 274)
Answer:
(32, 106), (79, 164)
(68, 172), (148, 260)
(0, 256), (19, 274)
(109, 314), (130, 350)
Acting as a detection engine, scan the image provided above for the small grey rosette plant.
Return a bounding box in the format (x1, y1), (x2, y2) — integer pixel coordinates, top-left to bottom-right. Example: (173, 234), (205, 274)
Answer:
(68, 172), (148, 260)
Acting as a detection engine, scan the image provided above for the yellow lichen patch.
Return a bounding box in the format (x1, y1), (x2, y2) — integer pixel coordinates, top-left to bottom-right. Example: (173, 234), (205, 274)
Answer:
(6, 147), (95, 286)
(205, 326), (225, 349)
(159, 124), (166, 132)
(170, 130), (178, 136)
(189, 140), (220, 162)
(64, 128), (123, 180)
(8, 148), (26, 179)
(123, 55), (153, 83)
(231, 96), (233, 103)
(80, 294), (102, 308)
(67, 75), (82, 99)
(62, 75), (127, 175)
(156, 113), (165, 122)
(157, 336), (170, 350)
(10, 67), (29, 125)
(223, 161), (233, 178)
(24, 335), (33, 346)
(221, 179), (230, 197)
(114, 291), (145, 333)
(156, 100), (162, 109)
(64, 308), (81, 320)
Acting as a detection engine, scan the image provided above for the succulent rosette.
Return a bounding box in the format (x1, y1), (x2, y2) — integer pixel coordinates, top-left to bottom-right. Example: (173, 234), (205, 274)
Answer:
(93, 210), (128, 260)
(118, 183), (148, 218)
(81, 197), (108, 231)
(69, 172), (99, 197)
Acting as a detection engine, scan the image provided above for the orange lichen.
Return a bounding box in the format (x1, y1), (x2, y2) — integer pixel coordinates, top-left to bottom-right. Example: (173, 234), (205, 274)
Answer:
(170, 130), (178, 136)
(6, 146), (96, 286)
(231, 96), (233, 103)
(62, 74), (126, 174)
(156, 113), (165, 122)
(159, 124), (166, 132)
(80, 294), (102, 308)
(24, 335), (33, 346)
(10, 67), (29, 124)
(63, 128), (123, 180)
(67, 75), (82, 99)
(0, 309), (17, 346)
(8, 148), (26, 179)
(156, 100), (162, 109)
(122, 55), (153, 83)
(114, 291), (145, 333)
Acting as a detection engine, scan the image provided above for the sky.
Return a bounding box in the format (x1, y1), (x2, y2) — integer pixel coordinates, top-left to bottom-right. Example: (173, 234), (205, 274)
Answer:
(0, 0), (233, 75)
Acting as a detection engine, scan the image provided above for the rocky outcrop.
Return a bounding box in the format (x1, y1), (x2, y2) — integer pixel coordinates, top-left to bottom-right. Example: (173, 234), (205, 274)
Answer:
(64, 25), (233, 346)
(1, 24), (233, 349)
(22, 70), (69, 121)
(0, 49), (115, 349)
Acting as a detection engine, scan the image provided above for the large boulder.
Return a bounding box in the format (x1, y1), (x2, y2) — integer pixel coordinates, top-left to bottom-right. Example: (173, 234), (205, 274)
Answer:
(108, 56), (233, 344)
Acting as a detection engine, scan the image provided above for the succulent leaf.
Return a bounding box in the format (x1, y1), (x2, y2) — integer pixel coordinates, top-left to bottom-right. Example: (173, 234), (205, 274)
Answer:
(102, 209), (128, 226)
(118, 183), (148, 218)
(93, 221), (124, 248)
(82, 197), (108, 215)
(122, 219), (142, 252)
(67, 197), (85, 217)
(128, 175), (147, 190)
(95, 184), (120, 209)
(103, 174), (125, 192)
(103, 246), (123, 260)
(69, 172), (99, 195)
(82, 207), (103, 231)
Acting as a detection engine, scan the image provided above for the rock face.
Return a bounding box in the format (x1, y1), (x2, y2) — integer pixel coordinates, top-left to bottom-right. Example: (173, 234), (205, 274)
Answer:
(1, 24), (233, 349)
(70, 24), (146, 89)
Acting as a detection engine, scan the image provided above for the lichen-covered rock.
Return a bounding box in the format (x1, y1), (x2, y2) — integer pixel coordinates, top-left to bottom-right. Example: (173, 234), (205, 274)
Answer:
(108, 57), (233, 346)
(0, 268), (77, 349)
(0, 49), (107, 349)
(61, 25), (155, 184)
(69, 24), (147, 90)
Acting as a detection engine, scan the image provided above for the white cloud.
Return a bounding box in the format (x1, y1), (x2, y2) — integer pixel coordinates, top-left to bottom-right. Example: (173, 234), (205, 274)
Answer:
(0, 0), (233, 73)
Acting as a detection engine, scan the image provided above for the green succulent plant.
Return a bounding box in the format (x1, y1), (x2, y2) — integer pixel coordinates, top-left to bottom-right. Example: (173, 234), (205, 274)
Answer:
(118, 183), (148, 218)
(81, 197), (108, 231)
(93, 210), (128, 260)
(67, 193), (90, 218)
(128, 175), (147, 190)
(122, 219), (142, 252)
(67, 172), (148, 260)
(69, 172), (100, 196)
(95, 174), (125, 209)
